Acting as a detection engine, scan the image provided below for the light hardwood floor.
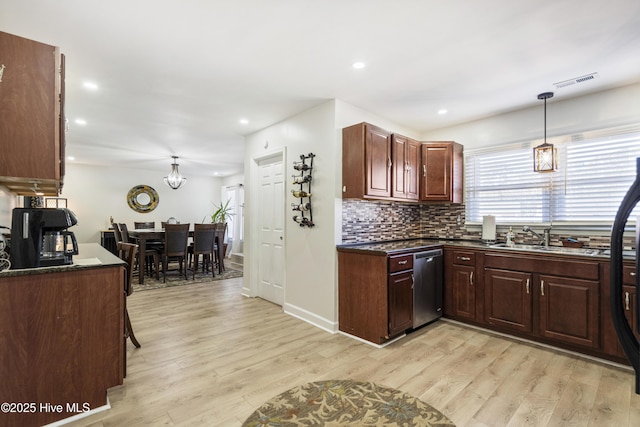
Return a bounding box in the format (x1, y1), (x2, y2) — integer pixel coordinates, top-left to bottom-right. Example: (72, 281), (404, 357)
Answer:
(69, 277), (640, 427)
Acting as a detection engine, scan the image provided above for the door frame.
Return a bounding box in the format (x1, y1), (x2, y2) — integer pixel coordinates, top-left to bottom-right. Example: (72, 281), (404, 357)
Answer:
(247, 147), (287, 300)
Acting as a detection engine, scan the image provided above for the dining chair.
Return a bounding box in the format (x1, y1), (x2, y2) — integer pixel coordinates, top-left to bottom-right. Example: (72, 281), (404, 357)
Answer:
(120, 223), (159, 279)
(161, 223), (190, 282)
(117, 242), (141, 377)
(188, 223), (216, 279)
(213, 222), (227, 274)
(113, 223), (123, 243)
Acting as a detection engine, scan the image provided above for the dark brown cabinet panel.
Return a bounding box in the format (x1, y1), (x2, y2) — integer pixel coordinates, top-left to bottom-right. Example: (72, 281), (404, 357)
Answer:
(485, 269), (533, 333)
(338, 250), (415, 344)
(420, 142), (463, 203)
(342, 122), (392, 199)
(391, 134), (420, 200)
(388, 271), (414, 336)
(451, 265), (477, 320)
(0, 31), (65, 195)
(444, 249), (483, 322)
(538, 274), (600, 348)
(602, 262), (638, 360)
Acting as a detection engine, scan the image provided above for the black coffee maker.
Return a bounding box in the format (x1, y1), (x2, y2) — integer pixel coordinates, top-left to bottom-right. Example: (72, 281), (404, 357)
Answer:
(10, 208), (79, 269)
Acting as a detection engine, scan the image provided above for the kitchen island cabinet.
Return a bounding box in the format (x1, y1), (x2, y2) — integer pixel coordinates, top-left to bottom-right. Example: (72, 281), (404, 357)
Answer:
(0, 31), (65, 196)
(0, 244), (124, 427)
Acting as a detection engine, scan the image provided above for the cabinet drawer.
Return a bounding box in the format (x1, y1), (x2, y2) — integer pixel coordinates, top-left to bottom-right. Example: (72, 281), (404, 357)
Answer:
(452, 251), (475, 266)
(623, 264), (637, 285)
(389, 254), (413, 273)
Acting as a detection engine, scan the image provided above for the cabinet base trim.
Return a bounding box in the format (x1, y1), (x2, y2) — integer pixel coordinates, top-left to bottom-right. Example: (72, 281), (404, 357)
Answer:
(441, 318), (633, 372)
(338, 331), (406, 348)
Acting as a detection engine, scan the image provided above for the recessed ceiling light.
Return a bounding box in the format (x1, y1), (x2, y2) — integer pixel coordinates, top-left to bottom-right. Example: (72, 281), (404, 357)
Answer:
(67, 156), (75, 161)
(352, 62), (365, 69)
(437, 109), (448, 115)
(75, 119), (87, 125)
(239, 118), (249, 125)
(82, 81), (99, 91)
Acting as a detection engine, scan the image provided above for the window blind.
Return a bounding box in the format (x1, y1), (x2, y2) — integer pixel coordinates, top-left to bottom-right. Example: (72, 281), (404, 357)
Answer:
(465, 125), (640, 225)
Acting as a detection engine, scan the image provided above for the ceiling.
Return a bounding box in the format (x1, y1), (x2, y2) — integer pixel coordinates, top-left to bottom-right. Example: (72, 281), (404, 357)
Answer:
(2, 0), (640, 178)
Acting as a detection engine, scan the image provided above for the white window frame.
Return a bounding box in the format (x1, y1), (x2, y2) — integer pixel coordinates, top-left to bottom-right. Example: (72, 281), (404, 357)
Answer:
(464, 124), (640, 235)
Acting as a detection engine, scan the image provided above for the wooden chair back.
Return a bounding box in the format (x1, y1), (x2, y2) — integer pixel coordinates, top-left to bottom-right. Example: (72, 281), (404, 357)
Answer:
(119, 223), (131, 242)
(117, 242), (138, 296)
(163, 223), (190, 258)
(112, 223), (123, 243)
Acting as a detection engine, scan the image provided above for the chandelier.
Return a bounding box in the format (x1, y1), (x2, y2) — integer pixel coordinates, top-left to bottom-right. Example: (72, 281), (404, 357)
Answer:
(164, 156), (187, 190)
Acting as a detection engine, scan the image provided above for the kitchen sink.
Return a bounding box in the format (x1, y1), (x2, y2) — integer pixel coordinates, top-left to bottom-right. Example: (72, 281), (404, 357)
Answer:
(489, 243), (602, 256)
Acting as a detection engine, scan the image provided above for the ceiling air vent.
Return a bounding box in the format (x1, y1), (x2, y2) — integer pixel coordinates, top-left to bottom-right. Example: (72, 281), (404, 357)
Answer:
(553, 72), (598, 89)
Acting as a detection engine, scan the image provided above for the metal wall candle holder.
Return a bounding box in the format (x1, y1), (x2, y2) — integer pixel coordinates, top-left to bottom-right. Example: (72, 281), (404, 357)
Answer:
(291, 153), (315, 227)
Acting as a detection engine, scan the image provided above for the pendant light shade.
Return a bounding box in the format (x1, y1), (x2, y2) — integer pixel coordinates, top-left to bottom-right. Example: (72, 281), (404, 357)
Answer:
(164, 156), (187, 190)
(533, 92), (556, 172)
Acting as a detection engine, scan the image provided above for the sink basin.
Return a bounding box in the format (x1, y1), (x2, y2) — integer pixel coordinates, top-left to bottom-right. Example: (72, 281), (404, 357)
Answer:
(489, 243), (602, 256)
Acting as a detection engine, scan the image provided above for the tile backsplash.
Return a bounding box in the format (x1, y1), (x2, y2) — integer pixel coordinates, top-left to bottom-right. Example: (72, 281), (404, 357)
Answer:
(341, 199), (634, 249)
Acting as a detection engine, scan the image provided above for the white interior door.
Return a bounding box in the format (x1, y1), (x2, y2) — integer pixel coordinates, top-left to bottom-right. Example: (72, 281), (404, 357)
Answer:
(257, 155), (285, 305)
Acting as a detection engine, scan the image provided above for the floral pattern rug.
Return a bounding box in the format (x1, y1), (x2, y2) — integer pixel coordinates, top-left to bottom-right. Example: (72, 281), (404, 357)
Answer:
(243, 380), (455, 426)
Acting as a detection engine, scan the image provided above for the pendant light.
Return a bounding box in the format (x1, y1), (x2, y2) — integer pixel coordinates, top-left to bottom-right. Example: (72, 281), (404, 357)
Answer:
(164, 156), (187, 189)
(533, 92), (557, 172)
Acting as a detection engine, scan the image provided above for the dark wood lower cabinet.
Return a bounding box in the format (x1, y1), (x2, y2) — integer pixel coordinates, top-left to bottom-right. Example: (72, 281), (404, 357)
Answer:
(538, 274), (600, 349)
(485, 269), (532, 333)
(388, 271), (414, 336)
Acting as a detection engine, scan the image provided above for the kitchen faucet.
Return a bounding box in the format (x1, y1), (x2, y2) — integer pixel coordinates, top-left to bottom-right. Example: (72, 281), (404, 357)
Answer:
(522, 225), (551, 246)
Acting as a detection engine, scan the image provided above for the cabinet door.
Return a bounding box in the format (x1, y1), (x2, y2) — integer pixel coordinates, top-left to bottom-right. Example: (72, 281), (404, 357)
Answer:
(420, 142), (463, 203)
(451, 264), (476, 320)
(539, 275), (600, 349)
(391, 135), (420, 200)
(365, 125), (392, 198)
(0, 31), (62, 194)
(485, 269), (533, 333)
(388, 271), (413, 337)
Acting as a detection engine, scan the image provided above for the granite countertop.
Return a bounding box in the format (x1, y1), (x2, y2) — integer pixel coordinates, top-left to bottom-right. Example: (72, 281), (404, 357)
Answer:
(337, 238), (635, 260)
(0, 243), (125, 277)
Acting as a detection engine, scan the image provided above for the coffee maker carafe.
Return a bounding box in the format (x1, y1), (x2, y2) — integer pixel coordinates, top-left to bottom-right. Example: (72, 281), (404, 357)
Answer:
(10, 208), (79, 269)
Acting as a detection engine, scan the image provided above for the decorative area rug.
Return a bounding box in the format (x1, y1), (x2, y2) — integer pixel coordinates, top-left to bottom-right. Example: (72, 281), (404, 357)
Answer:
(243, 380), (455, 426)
(133, 266), (242, 292)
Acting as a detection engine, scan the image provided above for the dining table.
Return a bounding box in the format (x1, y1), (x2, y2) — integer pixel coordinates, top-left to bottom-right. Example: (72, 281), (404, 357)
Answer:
(128, 228), (225, 284)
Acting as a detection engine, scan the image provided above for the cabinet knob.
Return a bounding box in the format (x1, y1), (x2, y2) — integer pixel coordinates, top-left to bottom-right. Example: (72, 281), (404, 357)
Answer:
(526, 278), (530, 294)
(625, 291), (630, 311)
(631, 271), (637, 277)
(469, 271), (474, 286)
(398, 260), (408, 265)
(540, 280), (545, 296)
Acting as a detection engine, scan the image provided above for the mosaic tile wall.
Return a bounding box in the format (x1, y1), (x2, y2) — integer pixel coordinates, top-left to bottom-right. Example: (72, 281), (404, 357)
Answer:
(342, 199), (635, 249)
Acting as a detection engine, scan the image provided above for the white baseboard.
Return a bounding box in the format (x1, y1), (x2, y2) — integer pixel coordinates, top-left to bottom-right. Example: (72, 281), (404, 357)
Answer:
(283, 302), (337, 334)
(43, 397), (111, 426)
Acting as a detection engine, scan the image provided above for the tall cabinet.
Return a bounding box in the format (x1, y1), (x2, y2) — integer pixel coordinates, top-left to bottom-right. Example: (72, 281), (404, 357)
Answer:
(420, 142), (463, 203)
(0, 31), (65, 196)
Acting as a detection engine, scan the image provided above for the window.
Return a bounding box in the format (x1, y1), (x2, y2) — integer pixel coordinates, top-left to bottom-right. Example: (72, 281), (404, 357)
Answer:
(465, 124), (640, 226)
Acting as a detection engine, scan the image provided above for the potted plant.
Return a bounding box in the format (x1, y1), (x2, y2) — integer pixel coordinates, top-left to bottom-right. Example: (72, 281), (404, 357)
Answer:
(211, 199), (234, 224)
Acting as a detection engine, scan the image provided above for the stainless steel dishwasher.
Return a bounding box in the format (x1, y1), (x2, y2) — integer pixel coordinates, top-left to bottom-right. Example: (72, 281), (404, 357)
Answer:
(413, 248), (443, 328)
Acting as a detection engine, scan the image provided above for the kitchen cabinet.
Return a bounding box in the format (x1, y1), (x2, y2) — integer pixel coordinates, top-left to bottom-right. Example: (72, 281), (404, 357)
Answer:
(602, 262), (639, 360)
(485, 269), (532, 333)
(342, 122), (392, 199)
(420, 142), (463, 203)
(391, 134), (420, 200)
(0, 31), (65, 196)
(444, 249), (483, 322)
(338, 250), (414, 344)
(484, 252), (601, 350)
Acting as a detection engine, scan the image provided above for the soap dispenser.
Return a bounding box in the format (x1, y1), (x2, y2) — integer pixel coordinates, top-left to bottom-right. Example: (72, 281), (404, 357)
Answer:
(506, 226), (515, 247)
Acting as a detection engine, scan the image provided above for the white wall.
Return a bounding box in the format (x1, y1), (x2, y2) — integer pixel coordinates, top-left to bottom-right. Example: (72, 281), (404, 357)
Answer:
(422, 82), (640, 149)
(0, 185), (16, 230)
(62, 163), (223, 244)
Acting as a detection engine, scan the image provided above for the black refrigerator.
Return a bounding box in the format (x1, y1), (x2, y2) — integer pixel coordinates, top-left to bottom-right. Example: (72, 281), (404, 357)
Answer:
(610, 156), (640, 394)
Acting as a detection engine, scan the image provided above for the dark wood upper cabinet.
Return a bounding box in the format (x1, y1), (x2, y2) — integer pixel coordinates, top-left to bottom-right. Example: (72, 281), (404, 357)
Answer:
(0, 31), (65, 195)
(391, 134), (420, 200)
(342, 122), (392, 199)
(420, 142), (463, 203)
